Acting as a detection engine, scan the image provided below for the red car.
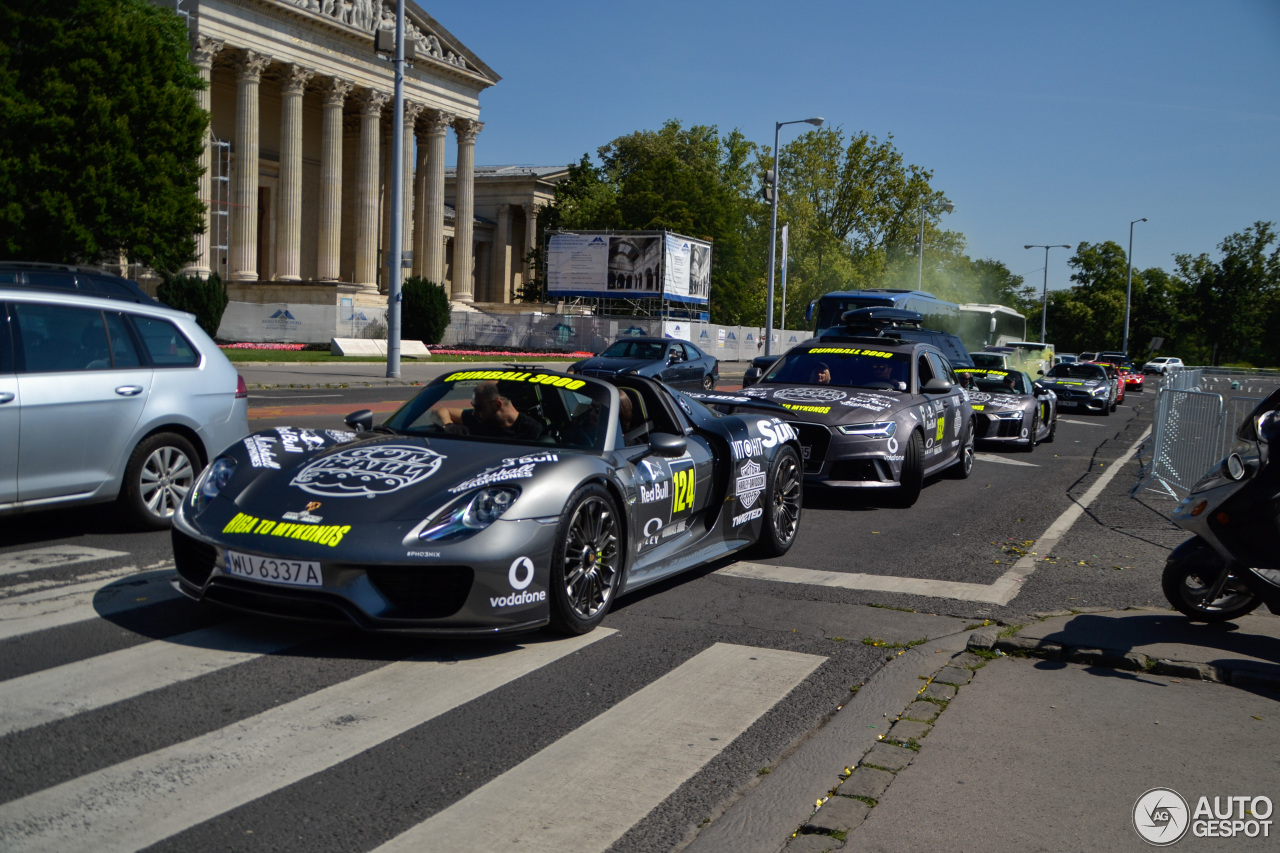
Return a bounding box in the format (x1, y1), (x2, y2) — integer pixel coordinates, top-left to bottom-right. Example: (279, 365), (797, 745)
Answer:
(1120, 365), (1144, 393)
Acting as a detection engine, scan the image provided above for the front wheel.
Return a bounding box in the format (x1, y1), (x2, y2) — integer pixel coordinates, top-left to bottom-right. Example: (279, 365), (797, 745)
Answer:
(1043, 411), (1057, 443)
(701, 374), (715, 391)
(548, 483), (623, 635)
(119, 432), (199, 530)
(889, 430), (924, 507)
(751, 445), (803, 557)
(1018, 412), (1038, 453)
(1161, 549), (1261, 623)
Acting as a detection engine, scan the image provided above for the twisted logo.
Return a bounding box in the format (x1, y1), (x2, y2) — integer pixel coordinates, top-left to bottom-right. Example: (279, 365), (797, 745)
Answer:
(773, 387), (848, 403)
(291, 445), (444, 498)
(1133, 787), (1189, 845)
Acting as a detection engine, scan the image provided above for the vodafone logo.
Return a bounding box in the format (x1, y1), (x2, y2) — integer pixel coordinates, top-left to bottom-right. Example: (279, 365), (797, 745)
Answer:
(509, 556), (535, 590)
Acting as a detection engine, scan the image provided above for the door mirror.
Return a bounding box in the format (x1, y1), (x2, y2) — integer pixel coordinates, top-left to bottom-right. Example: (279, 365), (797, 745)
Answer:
(743, 367), (763, 386)
(345, 409), (374, 432)
(922, 377), (952, 394)
(648, 432), (688, 457)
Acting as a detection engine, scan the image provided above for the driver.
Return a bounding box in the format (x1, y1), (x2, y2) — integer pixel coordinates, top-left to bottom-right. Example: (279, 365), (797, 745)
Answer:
(868, 361), (896, 385)
(809, 361), (831, 385)
(437, 381), (544, 440)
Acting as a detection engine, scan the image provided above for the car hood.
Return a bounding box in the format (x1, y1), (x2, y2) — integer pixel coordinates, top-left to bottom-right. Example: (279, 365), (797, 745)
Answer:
(576, 356), (661, 374)
(736, 384), (914, 422)
(966, 391), (1028, 412)
(215, 428), (572, 524)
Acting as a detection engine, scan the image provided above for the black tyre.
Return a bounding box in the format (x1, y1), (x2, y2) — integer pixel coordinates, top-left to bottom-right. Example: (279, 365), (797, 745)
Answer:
(548, 483), (623, 635)
(1161, 551), (1261, 623)
(119, 432), (199, 530)
(1018, 411), (1038, 453)
(947, 419), (975, 479)
(701, 374), (715, 391)
(751, 445), (803, 557)
(890, 430), (924, 507)
(1043, 411), (1057, 443)
(1101, 399), (1111, 416)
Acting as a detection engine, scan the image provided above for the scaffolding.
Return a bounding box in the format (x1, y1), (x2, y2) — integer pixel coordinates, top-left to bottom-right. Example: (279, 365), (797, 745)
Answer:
(209, 136), (231, 275)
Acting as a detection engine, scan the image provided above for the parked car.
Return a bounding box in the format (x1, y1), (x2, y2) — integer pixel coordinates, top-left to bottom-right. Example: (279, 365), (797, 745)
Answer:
(1143, 356), (1185, 375)
(0, 261), (161, 306)
(0, 287), (249, 528)
(569, 337), (718, 391)
(171, 371), (802, 635)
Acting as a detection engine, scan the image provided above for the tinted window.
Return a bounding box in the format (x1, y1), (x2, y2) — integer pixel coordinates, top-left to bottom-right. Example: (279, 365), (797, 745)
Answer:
(130, 315), (199, 367)
(79, 274), (155, 304)
(104, 312), (142, 368)
(23, 271), (78, 292)
(927, 352), (957, 386)
(13, 302), (109, 372)
(0, 306), (12, 373)
(0, 271), (17, 285)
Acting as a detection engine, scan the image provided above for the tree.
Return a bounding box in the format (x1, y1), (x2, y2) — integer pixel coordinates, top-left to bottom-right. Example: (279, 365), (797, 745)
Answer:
(401, 277), (451, 345)
(0, 0), (207, 272)
(156, 270), (227, 338)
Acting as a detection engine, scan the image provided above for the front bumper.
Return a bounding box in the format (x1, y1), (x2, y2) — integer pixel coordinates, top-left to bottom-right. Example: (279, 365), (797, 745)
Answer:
(973, 411), (1031, 443)
(792, 422), (904, 488)
(170, 513), (560, 636)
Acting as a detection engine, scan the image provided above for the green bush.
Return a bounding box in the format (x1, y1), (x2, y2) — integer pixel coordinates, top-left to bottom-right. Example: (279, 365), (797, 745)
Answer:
(156, 271), (229, 338)
(401, 277), (451, 345)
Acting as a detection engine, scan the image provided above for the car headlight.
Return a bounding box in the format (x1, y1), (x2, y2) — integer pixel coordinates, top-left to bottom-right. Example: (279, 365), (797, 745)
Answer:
(418, 486), (521, 542)
(1091, 386), (1108, 396)
(837, 421), (897, 437)
(993, 410), (1024, 420)
(191, 457), (236, 512)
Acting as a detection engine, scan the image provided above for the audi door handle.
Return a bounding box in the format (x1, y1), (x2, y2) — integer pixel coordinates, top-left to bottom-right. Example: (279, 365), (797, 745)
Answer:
(115, 386), (145, 397)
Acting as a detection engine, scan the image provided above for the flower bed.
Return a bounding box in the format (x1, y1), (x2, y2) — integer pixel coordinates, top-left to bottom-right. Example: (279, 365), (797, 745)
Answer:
(430, 348), (592, 358)
(218, 342), (308, 350)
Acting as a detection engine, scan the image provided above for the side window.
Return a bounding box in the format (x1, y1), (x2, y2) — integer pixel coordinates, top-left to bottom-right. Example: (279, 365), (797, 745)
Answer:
(916, 353), (935, 388)
(669, 343), (686, 362)
(130, 315), (199, 367)
(0, 305), (12, 373)
(928, 352), (957, 386)
(104, 312), (143, 368)
(12, 302), (107, 373)
(23, 271), (78, 292)
(0, 271), (18, 285)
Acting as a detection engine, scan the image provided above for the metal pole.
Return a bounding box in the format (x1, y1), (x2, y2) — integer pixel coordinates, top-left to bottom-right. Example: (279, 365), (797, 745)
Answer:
(917, 205), (925, 291)
(385, 1), (406, 379)
(1040, 246), (1049, 343)
(1122, 217), (1146, 355)
(765, 122), (781, 358)
(780, 223), (789, 336)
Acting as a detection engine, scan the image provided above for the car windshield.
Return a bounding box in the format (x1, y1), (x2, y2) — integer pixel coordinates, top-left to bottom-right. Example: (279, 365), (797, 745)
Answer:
(383, 371), (614, 451)
(1048, 364), (1105, 380)
(599, 340), (665, 360)
(957, 368), (1027, 394)
(762, 347), (912, 390)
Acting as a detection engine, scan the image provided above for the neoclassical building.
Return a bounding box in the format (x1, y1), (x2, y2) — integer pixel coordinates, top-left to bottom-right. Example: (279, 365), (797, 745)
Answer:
(174, 0), (553, 316)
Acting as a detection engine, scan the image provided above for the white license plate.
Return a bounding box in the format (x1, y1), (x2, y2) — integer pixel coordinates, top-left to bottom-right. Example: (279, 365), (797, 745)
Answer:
(1057, 401), (1079, 409)
(224, 550), (323, 587)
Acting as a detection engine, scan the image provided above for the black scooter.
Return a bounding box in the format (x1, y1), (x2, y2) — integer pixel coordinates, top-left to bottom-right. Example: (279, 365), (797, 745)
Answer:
(1162, 387), (1280, 621)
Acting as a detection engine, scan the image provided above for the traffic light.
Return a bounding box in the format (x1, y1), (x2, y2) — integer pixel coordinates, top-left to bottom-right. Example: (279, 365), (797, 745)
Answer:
(913, 234), (922, 256)
(761, 169), (775, 203)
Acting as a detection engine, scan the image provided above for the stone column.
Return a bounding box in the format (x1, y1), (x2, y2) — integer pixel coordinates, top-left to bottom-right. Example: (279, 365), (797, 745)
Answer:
(276, 64), (313, 281)
(229, 50), (270, 282)
(490, 203), (511, 304)
(317, 78), (351, 282)
(523, 202), (539, 300)
(188, 36), (222, 278)
(422, 110), (452, 285)
(355, 88), (389, 290)
(450, 118), (482, 302)
(412, 127), (429, 279)
(400, 101), (424, 277)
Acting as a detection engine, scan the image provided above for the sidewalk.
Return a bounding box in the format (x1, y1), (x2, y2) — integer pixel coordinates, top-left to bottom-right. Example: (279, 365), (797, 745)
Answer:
(688, 608), (1280, 853)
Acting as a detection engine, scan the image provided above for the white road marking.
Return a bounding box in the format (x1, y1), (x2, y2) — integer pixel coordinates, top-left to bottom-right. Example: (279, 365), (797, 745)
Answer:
(0, 569), (179, 642)
(0, 546), (128, 578)
(721, 426), (1152, 605)
(0, 622), (319, 737)
(375, 643), (826, 853)
(0, 630), (613, 853)
(1058, 418), (1106, 426)
(974, 453), (1039, 467)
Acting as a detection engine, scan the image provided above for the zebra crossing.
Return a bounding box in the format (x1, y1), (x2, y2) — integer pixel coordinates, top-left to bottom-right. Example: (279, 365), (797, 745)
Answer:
(0, 546), (828, 853)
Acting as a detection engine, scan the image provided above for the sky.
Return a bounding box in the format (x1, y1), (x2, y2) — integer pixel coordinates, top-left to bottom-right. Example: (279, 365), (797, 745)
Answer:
(436, 0), (1280, 293)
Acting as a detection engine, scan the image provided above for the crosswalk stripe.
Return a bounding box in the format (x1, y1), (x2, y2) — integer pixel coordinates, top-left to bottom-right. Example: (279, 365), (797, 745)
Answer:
(0, 629), (614, 853)
(0, 546), (129, 578)
(375, 643), (827, 853)
(0, 569), (179, 642)
(0, 621), (320, 737)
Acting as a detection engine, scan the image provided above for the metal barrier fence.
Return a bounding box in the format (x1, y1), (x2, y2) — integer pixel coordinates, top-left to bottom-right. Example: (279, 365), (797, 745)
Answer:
(1132, 368), (1278, 498)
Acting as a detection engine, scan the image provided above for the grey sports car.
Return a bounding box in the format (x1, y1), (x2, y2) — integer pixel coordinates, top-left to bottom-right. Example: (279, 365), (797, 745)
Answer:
(955, 367), (1057, 451)
(569, 336), (718, 390)
(707, 333), (975, 507)
(170, 369), (801, 636)
(1038, 362), (1116, 416)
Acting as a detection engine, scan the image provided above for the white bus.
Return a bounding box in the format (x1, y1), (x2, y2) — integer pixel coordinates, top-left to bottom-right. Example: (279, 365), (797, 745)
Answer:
(958, 303), (1027, 351)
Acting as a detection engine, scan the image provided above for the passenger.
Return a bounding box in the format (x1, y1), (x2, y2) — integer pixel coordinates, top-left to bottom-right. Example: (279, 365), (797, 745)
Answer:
(1001, 374), (1018, 393)
(810, 361), (831, 385)
(437, 381), (544, 440)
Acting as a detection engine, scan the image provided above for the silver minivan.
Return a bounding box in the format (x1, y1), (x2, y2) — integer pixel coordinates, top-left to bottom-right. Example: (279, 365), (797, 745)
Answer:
(0, 287), (250, 528)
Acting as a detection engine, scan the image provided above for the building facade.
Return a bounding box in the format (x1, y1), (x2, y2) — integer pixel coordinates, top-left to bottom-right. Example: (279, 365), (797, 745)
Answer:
(178, 0), (525, 307)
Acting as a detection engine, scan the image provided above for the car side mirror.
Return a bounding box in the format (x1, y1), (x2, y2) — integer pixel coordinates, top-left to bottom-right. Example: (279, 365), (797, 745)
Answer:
(743, 367), (762, 386)
(345, 409), (374, 432)
(1037, 369), (1044, 375)
(648, 432), (688, 457)
(922, 377), (952, 394)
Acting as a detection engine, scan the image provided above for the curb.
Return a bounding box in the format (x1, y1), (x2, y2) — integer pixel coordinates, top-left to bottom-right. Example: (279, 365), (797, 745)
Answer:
(966, 628), (1280, 693)
(779, 649), (990, 852)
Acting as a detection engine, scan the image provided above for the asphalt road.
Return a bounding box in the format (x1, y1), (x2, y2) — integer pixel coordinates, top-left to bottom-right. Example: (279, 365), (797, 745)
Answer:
(0, 374), (1187, 853)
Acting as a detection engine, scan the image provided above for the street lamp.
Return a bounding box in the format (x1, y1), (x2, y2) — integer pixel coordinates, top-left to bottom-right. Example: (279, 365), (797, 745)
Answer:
(1122, 217), (1147, 355)
(1024, 244), (1072, 343)
(917, 200), (955, 291)
(765, 116), (824, 356)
